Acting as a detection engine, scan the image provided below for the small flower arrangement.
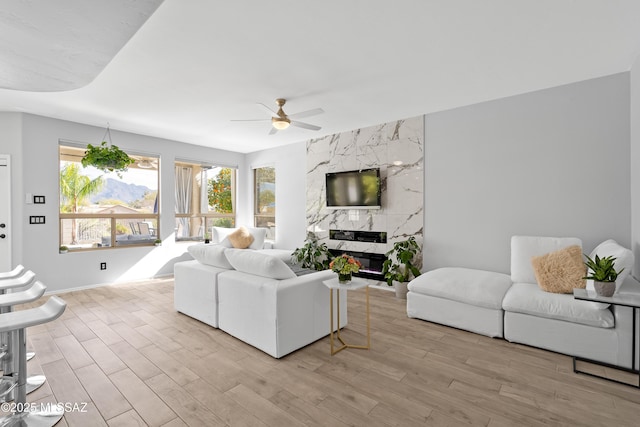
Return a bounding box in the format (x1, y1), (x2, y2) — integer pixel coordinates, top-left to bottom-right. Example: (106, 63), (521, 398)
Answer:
(330, 254), (362, 283)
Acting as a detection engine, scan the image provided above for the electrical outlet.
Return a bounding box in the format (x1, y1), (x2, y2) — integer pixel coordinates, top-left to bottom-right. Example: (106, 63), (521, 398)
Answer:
(29, 216), (45, 224)
(100, 262), (107, 270)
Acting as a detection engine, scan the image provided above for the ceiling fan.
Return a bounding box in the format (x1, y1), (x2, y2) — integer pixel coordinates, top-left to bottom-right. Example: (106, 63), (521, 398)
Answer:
(232, 98), (324, 135)
(134, 157), (158, 169)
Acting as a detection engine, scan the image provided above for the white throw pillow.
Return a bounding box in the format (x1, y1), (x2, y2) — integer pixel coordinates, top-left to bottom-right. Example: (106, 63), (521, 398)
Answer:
(187, 244), (233, 269)
(246, 227), (267, 250)
(224, 248), (296, 280)
(585, 239), (634, 309)
(211, 227), (234, 247)
(510, 236), (582, 284)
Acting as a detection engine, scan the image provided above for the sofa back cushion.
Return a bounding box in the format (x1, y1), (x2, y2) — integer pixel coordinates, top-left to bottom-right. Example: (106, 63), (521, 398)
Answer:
(187, 244), (233, 269)
(225, 248), (296, 280)
(511, 236), (582, 284)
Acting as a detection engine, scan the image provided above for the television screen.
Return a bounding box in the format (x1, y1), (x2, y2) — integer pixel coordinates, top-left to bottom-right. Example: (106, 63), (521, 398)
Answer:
(325, 168), (381, 209)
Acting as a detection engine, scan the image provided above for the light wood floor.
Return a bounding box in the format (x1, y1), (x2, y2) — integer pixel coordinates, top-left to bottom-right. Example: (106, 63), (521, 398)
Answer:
(2, 278), (640, 426)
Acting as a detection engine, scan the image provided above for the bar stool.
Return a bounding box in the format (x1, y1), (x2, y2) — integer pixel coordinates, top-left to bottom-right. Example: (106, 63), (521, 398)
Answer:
(0, 281), (47, 402)
(0, 271), (37, 365)
(0, 265), (25, 280)
(0, 296), (66, 427)
(0, 271), (36, 295)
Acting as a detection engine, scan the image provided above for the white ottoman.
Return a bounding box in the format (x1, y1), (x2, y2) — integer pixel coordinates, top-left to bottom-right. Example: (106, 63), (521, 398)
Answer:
(174, 260), (229, 328)
(407, 267), (513, 337)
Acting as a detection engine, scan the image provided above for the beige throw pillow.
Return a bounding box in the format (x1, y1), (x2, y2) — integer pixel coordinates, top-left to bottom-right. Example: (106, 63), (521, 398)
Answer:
(531, 245), (586, 294)
(228, 226), (254, 249)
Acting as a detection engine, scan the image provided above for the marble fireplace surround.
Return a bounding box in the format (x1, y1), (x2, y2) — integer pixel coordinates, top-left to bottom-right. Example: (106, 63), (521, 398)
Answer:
(306, 115), (424, 283)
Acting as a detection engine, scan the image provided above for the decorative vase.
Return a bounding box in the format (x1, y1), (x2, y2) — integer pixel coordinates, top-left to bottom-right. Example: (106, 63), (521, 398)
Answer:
(594, 281), (615, 297)
(338, 272), (352, 284)
(394, 281), (409, 299)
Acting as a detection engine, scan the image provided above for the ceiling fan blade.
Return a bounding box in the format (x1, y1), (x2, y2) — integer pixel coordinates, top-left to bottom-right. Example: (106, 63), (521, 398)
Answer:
(230, 118), (270, 122)
(291, 120), (321, 131)
(289, 108), (324, 119)
(257, 103), (279, 117)
(268, 126), (278, 135)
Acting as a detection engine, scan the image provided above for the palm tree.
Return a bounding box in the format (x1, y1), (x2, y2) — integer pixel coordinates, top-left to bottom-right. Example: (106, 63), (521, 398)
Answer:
(60, 163), (104, 244)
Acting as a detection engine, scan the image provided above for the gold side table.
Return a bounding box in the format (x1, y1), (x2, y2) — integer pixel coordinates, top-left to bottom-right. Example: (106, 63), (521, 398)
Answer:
(322, 277), (370, 355)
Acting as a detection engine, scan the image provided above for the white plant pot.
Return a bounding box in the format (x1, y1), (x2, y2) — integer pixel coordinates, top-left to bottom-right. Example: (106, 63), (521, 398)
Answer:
(394, 280), (409, 299)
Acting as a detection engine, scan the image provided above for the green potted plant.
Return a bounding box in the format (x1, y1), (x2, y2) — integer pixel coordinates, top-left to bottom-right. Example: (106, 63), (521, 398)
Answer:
(154, 239), (162, 246)
(382, 236), (422, 299)
(59, 245), (69, 254)
(204, 233), (211, 244)
(583, 254), (622, 297)
(291, 232), (332, 271)
(81, 141), (135, 177)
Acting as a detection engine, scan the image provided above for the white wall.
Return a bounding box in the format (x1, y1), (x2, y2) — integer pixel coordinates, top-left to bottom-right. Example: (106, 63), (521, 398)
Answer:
(632, 56), (640, 278)
(424, 73), (631, 274)
(3, 70), (635, 290)
(244, 141), (308, 250)
(10, 113), (246, 292)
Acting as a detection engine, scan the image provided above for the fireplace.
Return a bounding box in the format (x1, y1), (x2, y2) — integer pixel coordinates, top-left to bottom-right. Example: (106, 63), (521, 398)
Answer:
(328, 248), (386, 281)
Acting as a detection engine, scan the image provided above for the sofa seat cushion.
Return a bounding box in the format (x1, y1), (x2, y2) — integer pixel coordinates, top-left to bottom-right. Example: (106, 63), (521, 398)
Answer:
(503, 282), (614, 328)
(408, 267), (512, 310)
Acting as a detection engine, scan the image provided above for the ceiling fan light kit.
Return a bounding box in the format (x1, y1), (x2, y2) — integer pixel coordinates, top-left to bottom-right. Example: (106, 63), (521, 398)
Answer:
(272, 117), (291, 130)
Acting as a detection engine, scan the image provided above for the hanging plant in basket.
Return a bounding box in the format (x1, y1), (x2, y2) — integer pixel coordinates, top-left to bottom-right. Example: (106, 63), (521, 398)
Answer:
(81, 124), (134, 177)
(81, 141), (134, 176)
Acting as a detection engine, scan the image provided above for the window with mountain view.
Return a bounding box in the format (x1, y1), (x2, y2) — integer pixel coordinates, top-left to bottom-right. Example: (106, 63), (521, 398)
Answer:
(59, 143), (159, 250)
(254, 166), (275, 241)
(175, 161), (236, 241)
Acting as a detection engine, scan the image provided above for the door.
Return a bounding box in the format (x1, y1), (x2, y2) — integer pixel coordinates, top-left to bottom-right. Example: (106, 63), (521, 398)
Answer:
(0, 154), (11, 271)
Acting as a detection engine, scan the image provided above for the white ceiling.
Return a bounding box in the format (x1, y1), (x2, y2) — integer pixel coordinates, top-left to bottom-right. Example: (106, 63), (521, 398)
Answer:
(1, 0), (640, 153)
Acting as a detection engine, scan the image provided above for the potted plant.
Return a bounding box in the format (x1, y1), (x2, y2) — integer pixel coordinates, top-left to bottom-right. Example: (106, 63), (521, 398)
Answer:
(330, 253), (362, 284)
(59, 245), (69, 254)
(204, 233), (211, 244)
(382, 236), (422, 299)
(291, 232), (332, 271)
(583, 254), (622, 297)
(154, 239), (162, 246)
(81, 141), (135, 177)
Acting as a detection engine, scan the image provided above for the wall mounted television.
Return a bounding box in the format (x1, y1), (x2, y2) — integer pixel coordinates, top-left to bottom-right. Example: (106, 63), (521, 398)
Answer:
(325, 168), (381, 209)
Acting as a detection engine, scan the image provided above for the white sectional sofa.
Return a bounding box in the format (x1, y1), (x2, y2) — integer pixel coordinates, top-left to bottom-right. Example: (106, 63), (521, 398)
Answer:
(174, 242), (347, 358)
(408, 236), (639, 369)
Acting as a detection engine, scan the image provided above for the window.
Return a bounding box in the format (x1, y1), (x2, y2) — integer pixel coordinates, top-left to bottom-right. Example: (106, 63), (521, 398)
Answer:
(59, 143), (159, 250)
(175, 161), (236, 241)
(254, 166), (275, 241)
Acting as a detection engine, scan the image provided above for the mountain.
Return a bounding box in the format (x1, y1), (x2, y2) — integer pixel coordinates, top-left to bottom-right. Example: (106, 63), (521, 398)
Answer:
(90, 178), (152, 204)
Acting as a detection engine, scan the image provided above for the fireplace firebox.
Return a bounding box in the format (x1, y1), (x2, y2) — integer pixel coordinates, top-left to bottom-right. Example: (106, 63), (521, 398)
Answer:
(328, 248), (386, 281)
